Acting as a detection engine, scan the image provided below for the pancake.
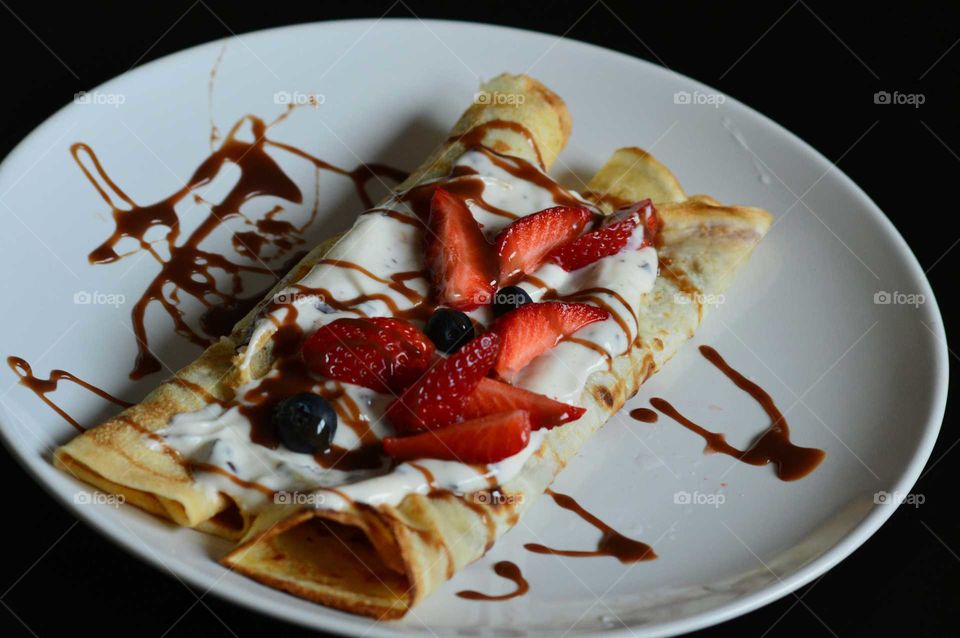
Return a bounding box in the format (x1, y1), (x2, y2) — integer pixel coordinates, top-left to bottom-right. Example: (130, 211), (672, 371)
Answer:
(221, 145), (771, 617)
(55, 73), (772, 617)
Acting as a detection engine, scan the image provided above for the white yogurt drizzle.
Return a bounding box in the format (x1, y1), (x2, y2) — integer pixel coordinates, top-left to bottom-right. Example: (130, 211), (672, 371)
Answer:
(157, 147), (658, 513)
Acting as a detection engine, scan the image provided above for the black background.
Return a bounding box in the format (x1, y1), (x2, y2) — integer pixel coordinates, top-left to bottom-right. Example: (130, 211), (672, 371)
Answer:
(1, 2), (957, 636)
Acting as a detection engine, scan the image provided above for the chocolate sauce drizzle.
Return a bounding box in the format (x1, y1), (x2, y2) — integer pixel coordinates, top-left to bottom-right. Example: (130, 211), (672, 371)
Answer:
(650, 345), (825, 481)
(524, 489), (656, 563)
(72, 112), (406, 379)
(456, 561), (530, 601)
(6, 356), (132, 432)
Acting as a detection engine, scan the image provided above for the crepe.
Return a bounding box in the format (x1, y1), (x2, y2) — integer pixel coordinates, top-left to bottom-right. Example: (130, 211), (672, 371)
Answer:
(54, 73), (772, 618)
(53, 73), (575, 539)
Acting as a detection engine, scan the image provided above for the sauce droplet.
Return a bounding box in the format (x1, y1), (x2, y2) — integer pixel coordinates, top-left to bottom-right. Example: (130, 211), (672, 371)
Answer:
(629, 407), (658, 423)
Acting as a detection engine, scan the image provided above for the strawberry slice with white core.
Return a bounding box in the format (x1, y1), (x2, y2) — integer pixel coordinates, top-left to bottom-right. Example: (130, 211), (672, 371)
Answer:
(491, 302), (610, 378)
(426, 187), (498, 310)
(383, 409), (532, 464)
(549, 199), (656, 272)
(495, 206), (594, 285)
(462, 377), (585, 429)
(386, 332), (500, 433)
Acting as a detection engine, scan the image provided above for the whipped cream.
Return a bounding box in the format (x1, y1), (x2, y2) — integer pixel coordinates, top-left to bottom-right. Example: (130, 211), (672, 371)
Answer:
(157, 147), (658, 513)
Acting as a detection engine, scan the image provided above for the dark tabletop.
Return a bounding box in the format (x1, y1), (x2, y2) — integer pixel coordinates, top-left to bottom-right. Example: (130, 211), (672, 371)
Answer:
(0, 2), (957, 636)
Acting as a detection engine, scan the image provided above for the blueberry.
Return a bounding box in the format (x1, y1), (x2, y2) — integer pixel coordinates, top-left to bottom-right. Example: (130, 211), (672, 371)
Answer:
(425, 308), (475, 353)
(492, 286), (533, 317)
(273, 393), (337, 454)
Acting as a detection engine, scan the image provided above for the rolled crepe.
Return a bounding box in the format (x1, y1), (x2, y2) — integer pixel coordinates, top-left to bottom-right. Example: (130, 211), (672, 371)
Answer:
(221, 162), (772, 616)
(55, 74), (772, 619)
(53, 74), (577, 540)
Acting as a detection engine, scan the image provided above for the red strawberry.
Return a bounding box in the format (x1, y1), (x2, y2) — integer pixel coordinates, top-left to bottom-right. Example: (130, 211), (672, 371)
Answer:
(426, 188), (498, 310)
(463, 377), (585, 429)
(383, 410), (531, 463)
(549, 200), (655, 272)
(302, 317), (434, 393)
(642, 202), (661, 245)
(386, 332), (500, 432)
(491, 302), (609, 378)
(495, 206), (593, 284)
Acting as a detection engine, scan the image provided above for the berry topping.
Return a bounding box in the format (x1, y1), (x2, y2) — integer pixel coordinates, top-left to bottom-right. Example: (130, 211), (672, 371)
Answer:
(426, 187), (498, 310)
(492, 286), (533, 318)
(302, 317), (434, 393)
(494, 206), (593, 284)
(273, 393), (338, 454)
(386, 332), (500, 433)
(549, 200), (656, 272)
(425, 307), (475, 354)
(383, 410), (531, 464)
(491, 302), (610, 378)
(463, 377), (585, 429)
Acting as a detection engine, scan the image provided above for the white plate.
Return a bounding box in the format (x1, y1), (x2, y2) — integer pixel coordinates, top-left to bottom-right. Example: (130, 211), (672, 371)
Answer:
(0, 19), (947, 637)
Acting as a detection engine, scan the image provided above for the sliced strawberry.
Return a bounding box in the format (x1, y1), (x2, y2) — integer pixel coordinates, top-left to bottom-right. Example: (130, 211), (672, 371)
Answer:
(386, 332), (500, 433)
(495, 206), (593, 284)
(426, 187), (498, 310)
(642, 202), (661, 246)
(302, 317), (434, 393)
(463, 377), (585, 429)
(549, 200), (656, 272)
(491, 302), (609, 378)
(383, 410), (531, 463)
